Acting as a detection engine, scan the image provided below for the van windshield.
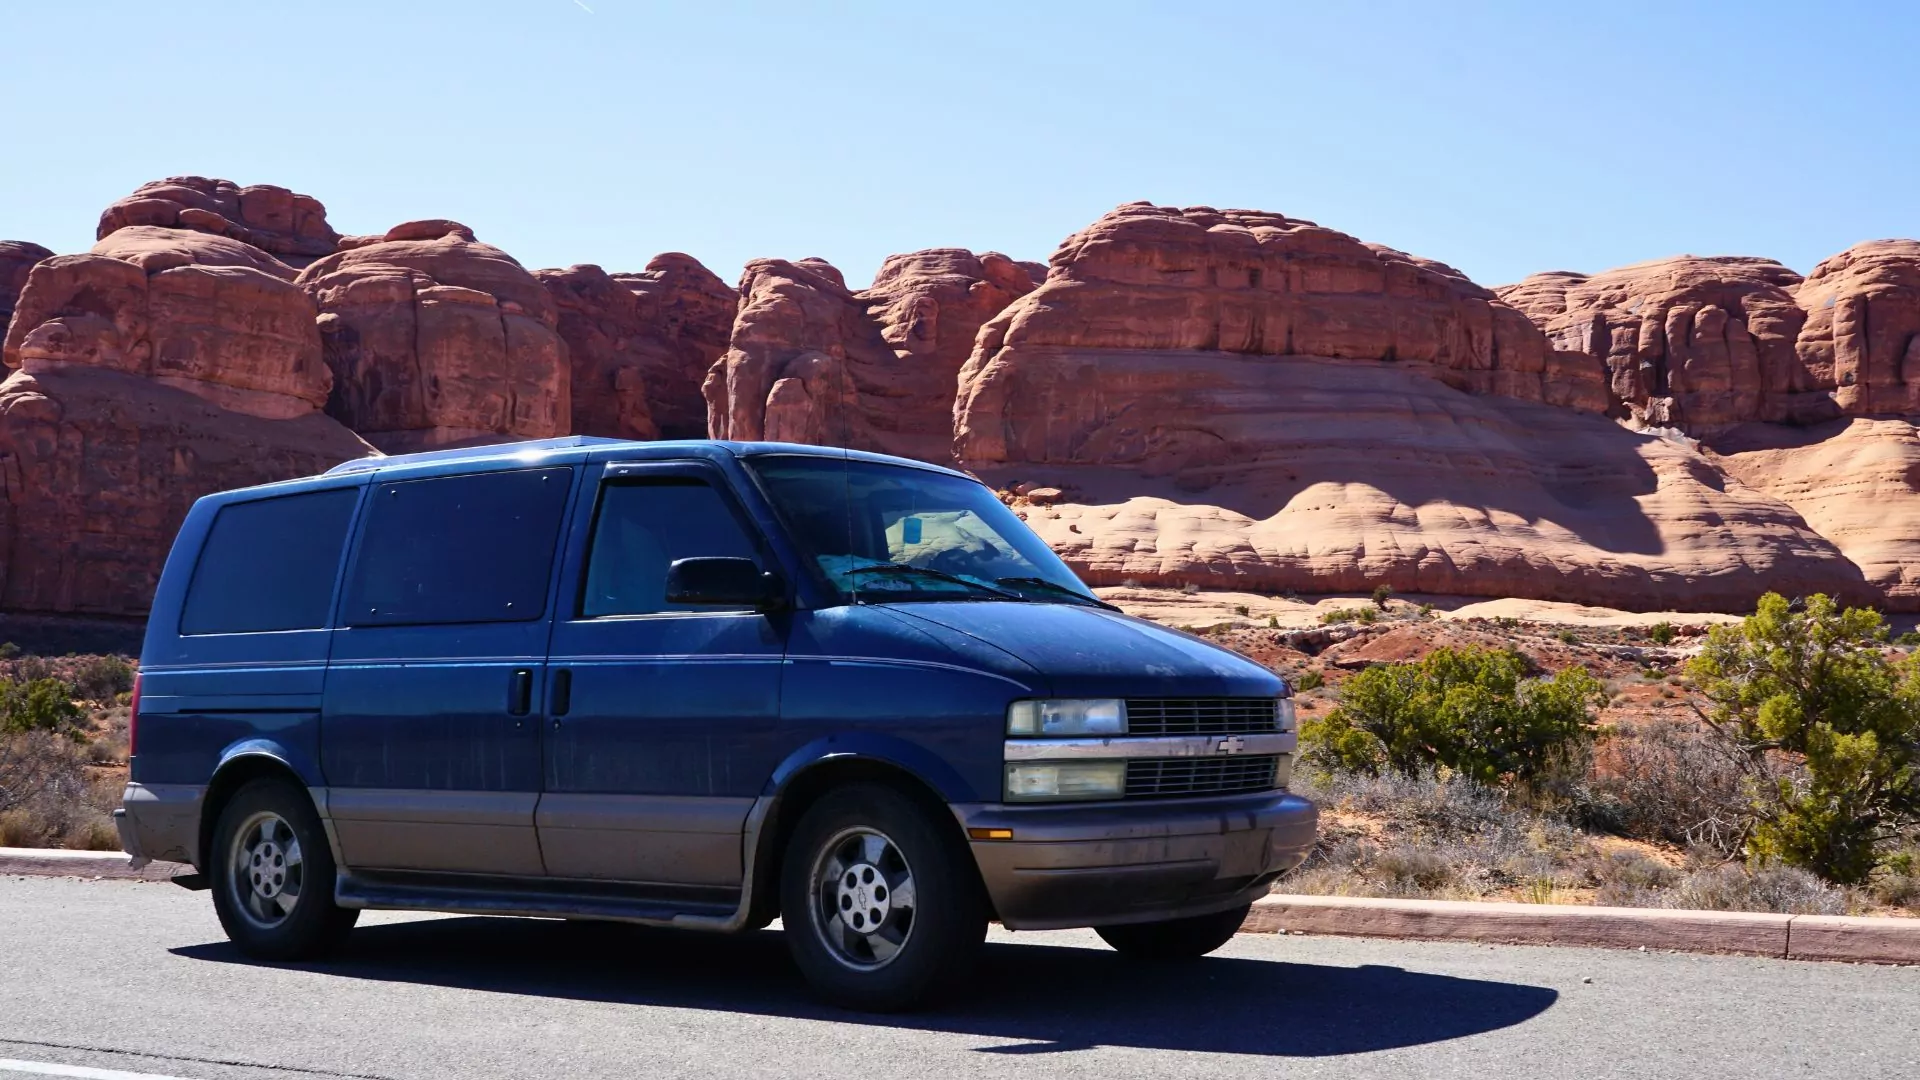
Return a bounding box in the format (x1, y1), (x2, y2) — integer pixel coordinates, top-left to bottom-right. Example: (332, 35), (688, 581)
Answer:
(747, 455), (1107, 607)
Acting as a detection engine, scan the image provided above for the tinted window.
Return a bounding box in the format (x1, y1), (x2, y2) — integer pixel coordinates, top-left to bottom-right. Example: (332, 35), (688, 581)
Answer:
(580, 480), (758, 617)
(180, 488), (359, 635)
(346, 467), (572, 626)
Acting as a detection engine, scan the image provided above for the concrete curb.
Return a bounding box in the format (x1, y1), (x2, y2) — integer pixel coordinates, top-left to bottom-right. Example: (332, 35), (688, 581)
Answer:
(5, 850), (1915, 964)
(0, 847), (187, 882)
(1247, 894), (1920, 965)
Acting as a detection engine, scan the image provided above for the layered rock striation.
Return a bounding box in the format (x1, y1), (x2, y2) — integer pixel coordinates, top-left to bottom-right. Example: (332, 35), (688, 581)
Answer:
(1497, 257), (1830, 431)
(97, 177), (340, 268)
(298, 221), (570, 452)
(1, 218), (369, 617)
(1, 241), (53, 332)
(1795, 240), (1920, 418)
(537, 254), (736, 442)
(953, 203), (1905, 611)
(707, 249), (1037, 462)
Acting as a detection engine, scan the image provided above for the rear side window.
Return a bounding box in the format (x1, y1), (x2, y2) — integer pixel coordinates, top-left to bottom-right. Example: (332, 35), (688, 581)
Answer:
(580, 479), (759, 617)
(345, 467), (572, 626)
(180, 488), (360, 636)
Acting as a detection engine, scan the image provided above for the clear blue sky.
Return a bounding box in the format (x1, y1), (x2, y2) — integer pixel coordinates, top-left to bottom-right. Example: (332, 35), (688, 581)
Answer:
(3, 1), (1915, 290)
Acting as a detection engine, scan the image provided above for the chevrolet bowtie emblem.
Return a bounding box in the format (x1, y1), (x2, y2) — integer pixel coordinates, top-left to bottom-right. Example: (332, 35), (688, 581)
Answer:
(1216, 736), (1248, 755)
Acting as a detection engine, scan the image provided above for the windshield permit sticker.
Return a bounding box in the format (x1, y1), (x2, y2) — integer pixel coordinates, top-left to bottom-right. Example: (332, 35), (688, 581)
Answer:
(902, 516), (923, 545)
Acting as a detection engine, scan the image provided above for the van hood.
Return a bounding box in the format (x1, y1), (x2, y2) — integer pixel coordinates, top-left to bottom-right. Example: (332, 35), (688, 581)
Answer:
(884, 602), (1283, 700)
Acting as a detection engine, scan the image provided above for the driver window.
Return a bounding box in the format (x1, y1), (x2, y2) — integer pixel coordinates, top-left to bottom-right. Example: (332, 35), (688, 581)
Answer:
(580, 479), (758, 617)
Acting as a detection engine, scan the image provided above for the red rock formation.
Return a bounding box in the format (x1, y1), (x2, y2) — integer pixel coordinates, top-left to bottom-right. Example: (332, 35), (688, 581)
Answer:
(951, 203), (1879, 612)
(536, 253), (736, 442)
(1, 241), (53, 333)
(1795, 240), (1920, 417)
(97, 177), (340, 268)
(1713, 418), (1920, 611)
(297, 221), (570, 452)
(707, 249), (1037, 462)
(976, 356), (1868, 611)
(4, 228), (328, 419)
(955, 204), (1607, 468)
(0, 230), (370, 617)
(1497, 257), (1833, 431)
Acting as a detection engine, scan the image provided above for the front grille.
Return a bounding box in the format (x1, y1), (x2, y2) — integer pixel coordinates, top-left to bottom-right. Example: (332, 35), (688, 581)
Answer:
(1125, 755), (1279, 798)
(1126, 698), (1278, 736)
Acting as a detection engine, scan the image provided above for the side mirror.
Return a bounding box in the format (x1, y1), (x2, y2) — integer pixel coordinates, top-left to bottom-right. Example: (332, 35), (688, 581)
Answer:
(664, 557), (784, 610)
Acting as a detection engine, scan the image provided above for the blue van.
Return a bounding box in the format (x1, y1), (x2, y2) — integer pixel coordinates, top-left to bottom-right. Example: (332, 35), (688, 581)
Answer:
(117, 437), (1315, 1009)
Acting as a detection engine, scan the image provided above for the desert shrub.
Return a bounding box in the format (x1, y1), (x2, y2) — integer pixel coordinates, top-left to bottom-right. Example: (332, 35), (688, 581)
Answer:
(1233, 604), (1250, 617)
(1896, 630), (1920, 647)
(1647, 621), (1677, 645)
(0, 678), (85, 739)
(1320, 607), (1378, 626)
(1371, 584), (1393, 609)
(1871, 847), (1920, 909)
(1582, 715), (1752, 855)
(0, 642), (17, 660)
(1373, 845), (1453, 890)
(1418, 603), (1435, 617)
(1689, 592), (1920, 884)
(1302, 646), (1606, 792)
(71, 656), (134, 704)
(1267, 615), (1279, 629)
(1294, 669), (1324, 692)
(1665, 863), (1850, 915)
(1288, 768), (1586, 899)
(0, 730), (113, 847)
(1557, 629), (1580, 646)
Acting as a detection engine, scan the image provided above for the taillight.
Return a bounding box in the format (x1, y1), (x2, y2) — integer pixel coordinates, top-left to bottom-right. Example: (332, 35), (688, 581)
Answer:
(128, 672), (142, 758)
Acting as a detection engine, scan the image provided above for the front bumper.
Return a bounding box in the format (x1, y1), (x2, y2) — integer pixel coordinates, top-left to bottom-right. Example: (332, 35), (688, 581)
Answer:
(954, 790), (1317, 930)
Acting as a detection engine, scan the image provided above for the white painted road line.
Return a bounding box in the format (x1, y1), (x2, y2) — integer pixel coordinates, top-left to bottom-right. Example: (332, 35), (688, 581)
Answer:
(0, 1059), (193, 1080)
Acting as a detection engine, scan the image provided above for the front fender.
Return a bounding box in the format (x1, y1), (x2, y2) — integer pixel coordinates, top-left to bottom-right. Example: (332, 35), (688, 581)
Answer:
(766, 732), (980, 804)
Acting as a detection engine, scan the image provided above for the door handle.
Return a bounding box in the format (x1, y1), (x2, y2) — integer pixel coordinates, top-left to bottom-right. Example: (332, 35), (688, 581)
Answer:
(550, 668), (571, 719)
(507, 669), (533, 717)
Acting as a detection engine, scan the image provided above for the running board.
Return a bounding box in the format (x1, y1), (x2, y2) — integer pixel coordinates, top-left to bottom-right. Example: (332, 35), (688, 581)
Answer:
(335, 869), (740, 929)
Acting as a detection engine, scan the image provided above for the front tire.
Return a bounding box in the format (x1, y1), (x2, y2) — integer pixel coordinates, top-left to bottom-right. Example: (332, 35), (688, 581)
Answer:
(210, 778), (357, 961)
(1095, 902), (1250, 961)
(780, 784), (986, 1011)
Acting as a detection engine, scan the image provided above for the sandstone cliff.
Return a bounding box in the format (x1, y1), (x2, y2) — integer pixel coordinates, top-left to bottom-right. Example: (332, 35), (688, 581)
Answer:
(0, 218), (371, 617)
(1, 241), (53, 333)
(538, 254), (736, 442)
(298, 221), (570, 452)
(706, 249), (1037, 462)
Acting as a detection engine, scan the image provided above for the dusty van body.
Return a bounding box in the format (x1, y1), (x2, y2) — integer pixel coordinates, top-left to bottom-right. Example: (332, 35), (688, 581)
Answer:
(119, 437), (1315, 1008)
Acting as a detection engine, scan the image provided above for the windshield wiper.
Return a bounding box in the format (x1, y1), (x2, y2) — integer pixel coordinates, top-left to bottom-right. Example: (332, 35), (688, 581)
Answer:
(995, 576), (1120, 610)
(843, 563), (1020, 600)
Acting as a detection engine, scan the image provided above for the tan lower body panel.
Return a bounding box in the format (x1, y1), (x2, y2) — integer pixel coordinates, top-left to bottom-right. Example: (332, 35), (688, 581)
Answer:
(535, 794), (752, 886)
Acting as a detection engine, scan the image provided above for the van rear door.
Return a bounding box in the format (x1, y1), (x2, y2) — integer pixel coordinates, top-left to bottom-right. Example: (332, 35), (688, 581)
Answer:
(322, 465), (577, 878)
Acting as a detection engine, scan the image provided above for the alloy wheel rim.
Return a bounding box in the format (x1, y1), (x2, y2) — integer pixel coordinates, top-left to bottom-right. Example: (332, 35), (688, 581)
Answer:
(227, 810), (303, 930)
(809, 826), (917, 971)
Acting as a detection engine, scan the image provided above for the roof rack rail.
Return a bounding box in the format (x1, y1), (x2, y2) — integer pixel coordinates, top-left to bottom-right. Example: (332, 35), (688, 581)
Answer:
(323, 435), (633, 475)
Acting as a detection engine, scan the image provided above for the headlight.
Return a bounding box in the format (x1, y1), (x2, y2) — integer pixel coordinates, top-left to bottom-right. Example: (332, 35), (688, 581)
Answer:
(1276, 697), (1296, 732)
(1004, 762), (1127, 802)
(1006, 698), (1127, 736)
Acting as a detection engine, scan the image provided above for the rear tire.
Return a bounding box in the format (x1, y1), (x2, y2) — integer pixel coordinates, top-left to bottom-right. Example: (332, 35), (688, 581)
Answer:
(210, 778), (358, 961)
(780, 784), (986, 1011)
(1095, 902), (1250, 961)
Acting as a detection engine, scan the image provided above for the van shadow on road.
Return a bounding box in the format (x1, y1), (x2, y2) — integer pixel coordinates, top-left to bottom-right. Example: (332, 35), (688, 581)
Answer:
(174, 917), (1557, 1056)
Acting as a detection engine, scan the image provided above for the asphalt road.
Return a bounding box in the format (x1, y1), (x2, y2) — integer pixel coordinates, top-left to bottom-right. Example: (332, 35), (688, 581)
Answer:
(1, 877), (1915, 1080)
